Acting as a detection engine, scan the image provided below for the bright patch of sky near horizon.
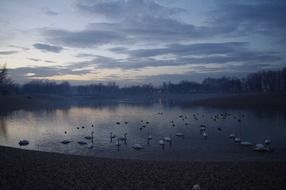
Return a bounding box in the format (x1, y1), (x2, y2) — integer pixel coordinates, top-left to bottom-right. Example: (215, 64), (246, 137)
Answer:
(0, 0), (285, 86)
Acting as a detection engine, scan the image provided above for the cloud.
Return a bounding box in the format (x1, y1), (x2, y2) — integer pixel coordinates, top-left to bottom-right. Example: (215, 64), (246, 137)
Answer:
(43, 29), (125, 48)
(102, 42), (282, 69)
(43, 8), (58, 16)
(41, 17), (208, 47)
(38, 0), (286, 50)
(8, 45), (30, 51)
(14, 0), (285, 84)
(73, 46), (281, 70)
(210, 0), (286, 38)
(9, 66), (91, 83)
(28, 58), (40, 62)
(40, 0), (212, 48)
(0, 50), (18, 55)
(44, 60), (55, 63)
(27, 58), (55, 63)
(77, 0), (183, 19)
(112, 42), (249, 58)
(33, 43), (63, 53)
(76, 53), (97, 58)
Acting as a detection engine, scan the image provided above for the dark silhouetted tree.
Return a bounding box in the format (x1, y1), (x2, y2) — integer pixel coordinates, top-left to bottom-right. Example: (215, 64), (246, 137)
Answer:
(0, 65), (14, 95)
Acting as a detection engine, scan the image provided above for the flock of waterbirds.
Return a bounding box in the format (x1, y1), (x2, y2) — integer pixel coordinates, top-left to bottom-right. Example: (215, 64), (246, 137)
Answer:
(18, 111), (273, 154)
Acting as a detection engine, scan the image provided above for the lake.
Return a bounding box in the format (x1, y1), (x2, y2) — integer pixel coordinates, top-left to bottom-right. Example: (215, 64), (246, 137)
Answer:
(1, 99), (286, 161)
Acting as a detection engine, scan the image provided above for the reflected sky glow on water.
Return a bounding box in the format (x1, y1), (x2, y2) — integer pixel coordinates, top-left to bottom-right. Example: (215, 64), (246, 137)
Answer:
(1, 102), (286, 161)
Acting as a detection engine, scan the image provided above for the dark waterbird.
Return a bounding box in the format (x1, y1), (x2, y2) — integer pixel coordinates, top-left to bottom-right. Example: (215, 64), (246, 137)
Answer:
(110, 132), (116, 141)
(19, 140), (29, 146)
(84, 131), (94, 140)
(61, 140), (71, 144)
(78, 141), (87, 145)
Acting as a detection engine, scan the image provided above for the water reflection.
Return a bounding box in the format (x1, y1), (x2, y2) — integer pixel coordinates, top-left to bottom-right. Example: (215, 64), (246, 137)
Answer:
(0, 115), (8, 139)
(0, 102), (286, 161)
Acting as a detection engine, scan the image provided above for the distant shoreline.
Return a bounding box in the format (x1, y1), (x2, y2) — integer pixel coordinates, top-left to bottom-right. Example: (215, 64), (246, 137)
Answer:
(0, 145), (285, 190)
(190, 93), (286, 109)
(1, 92), (286, 112)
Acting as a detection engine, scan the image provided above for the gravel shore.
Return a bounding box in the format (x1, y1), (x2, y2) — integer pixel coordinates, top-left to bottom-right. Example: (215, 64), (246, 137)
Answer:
(0, 146), (286, 190)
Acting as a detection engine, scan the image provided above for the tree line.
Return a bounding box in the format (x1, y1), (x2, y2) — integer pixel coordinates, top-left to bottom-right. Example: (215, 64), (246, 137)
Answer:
(0, 65), (286, 96)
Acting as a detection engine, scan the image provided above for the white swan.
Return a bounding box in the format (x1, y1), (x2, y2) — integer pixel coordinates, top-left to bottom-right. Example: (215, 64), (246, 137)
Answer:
(200, 126), (206, 131)
(118, 133), (127, 143)
(234, 137), (241, 143)
(164, 136), (171, 142)
(192, 184), (201, 190)
(159, 140), (164, 146)
(175, 132), (184, 137)
(229, 133), (235, 139)
(115, 139), (121, 147)
(132, 144), (143, 150)
(264, 139), (271, 145)
(202, 132), (208, 138)
(147, 135), (152, 144)
(253, 143), (268, 152)
(240, 141), (252, 146)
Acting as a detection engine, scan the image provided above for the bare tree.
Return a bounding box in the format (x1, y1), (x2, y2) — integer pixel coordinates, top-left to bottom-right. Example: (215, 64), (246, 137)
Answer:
(0, 65), (13, 95)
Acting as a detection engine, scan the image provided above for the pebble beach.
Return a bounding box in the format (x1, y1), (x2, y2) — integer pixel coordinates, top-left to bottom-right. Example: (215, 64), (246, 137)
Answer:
(1, 146), (286, 190)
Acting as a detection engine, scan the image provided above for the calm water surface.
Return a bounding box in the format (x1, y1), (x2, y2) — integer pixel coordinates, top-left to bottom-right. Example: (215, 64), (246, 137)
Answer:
(1, 100), (286, 161)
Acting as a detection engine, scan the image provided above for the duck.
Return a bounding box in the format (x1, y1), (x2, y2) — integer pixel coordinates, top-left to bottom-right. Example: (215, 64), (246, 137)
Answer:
(85, 131), (94, 140)
(19, 140), (29, 146)
(78, 141), (87, 145)
(61, 140), (71, 144)
(110, 132), (116, 139)
(87, 144), (93, 149)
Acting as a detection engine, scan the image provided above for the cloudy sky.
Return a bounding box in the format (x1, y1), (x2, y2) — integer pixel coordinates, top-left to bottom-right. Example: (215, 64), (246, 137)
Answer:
(0, 0), (285, 86)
